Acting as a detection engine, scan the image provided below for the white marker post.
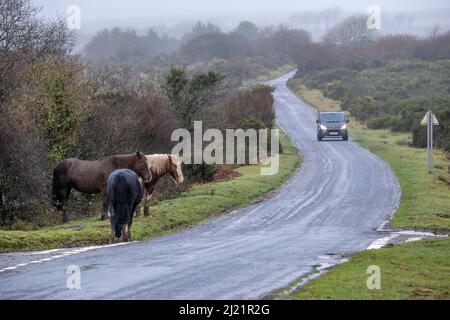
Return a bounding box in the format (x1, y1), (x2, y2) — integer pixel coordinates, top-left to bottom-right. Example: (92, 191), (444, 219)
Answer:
(420, 111), (439, 173)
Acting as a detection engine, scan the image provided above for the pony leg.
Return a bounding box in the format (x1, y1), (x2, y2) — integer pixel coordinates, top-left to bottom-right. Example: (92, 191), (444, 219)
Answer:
(62, 186), (72, 223)
(56, 202), (67, 223)
(128, 224), (132, 242)
(101, 204), (107, 221)
(53, 185), (69, 223)
(54, 198), (65, 223)
(62, 209), (69, 223)
(134, 196), (142, 218)
(143, 194), (153, 217)
(100, 190), (107, 221)
(109, 226), (115, 244)
(135, 204), (142, 218)
(122, 224), (130, 242)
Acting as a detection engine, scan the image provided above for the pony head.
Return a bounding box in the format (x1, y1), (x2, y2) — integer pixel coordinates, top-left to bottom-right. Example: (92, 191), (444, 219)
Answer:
(167, 155), (184, 184)
(134, 151), (152, 183)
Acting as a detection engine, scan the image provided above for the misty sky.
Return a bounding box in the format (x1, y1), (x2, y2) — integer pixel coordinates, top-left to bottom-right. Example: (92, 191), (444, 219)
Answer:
(34, 0), (450, 21)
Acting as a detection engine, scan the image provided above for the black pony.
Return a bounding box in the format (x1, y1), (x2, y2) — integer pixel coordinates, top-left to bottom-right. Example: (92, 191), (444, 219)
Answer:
(106, 169), (144, 243)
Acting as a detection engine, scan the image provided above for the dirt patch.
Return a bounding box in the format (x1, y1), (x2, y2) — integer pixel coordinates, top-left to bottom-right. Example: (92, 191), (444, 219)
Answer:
(213, 165), (242, 182)
(438, 175), (450, 186)
(410, 287), (435, 299)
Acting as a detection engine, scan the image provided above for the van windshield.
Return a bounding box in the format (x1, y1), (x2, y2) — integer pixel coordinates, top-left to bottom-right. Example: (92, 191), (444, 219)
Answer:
(321, 113), (345, 123)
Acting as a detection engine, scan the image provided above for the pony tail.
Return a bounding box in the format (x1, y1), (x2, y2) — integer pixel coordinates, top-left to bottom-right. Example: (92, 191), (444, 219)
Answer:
(110, 174), (131, 238)
(52, 170), (64, 206)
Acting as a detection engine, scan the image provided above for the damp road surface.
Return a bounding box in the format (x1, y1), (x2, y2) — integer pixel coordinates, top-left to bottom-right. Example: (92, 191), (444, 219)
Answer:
(0, 71), (400, 299)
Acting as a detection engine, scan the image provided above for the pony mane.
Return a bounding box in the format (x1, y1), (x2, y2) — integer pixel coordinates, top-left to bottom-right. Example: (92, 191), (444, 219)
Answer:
(146, 154), (181, 175)
(145, 154), (169, 176)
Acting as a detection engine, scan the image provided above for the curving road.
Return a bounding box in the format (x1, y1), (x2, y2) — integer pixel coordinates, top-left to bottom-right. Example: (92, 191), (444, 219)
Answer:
(0, 72), (400, 300)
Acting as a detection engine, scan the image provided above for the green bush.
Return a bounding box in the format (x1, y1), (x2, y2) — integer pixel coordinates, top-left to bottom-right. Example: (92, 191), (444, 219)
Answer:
(324, 80), (347, 100)
(239, 115), (266, 130)
(367, 115), (395, 129)
(183, 163), (217, 183)
(25, 56), (85, 162)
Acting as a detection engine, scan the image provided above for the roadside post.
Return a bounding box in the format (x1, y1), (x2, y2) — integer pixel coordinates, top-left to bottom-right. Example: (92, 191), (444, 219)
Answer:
(420, 110), (439, 173)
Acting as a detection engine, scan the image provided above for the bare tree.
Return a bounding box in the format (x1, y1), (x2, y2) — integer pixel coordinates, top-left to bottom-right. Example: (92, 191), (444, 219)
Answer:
(323, 15), (376, 47)
(428, 25), (441, 39)
(0, 0), (74, 101)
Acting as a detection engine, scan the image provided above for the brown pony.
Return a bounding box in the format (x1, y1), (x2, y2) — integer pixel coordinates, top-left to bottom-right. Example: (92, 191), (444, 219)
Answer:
(140, 154), (184, 217)
(52, 151), (151, 222)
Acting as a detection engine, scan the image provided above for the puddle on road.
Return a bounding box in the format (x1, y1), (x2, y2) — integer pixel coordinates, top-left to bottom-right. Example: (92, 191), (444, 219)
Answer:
(271, 254), (349, 298)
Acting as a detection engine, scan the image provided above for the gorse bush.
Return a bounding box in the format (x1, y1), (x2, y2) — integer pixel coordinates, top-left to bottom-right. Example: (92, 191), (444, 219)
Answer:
(183, 163), (217, 183)
(367, 115), (397, 130)
(24, 56), (85, 162)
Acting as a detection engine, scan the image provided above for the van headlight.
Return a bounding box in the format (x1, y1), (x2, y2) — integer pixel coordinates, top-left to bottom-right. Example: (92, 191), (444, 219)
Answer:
(320, 124), (328, 131)
(341, 124), (347, 130)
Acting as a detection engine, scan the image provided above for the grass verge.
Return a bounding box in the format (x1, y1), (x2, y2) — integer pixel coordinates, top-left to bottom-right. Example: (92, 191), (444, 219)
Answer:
(283, 79), (450, 300)
(0, 131), (300, 253)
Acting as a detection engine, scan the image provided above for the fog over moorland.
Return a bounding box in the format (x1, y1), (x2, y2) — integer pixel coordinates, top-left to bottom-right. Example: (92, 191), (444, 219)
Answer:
(34, 0), (450, 41)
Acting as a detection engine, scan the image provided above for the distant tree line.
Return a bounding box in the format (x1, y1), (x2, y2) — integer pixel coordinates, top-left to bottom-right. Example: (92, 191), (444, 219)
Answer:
(84, 28), (179, 61)
(83, 20), (312, 64)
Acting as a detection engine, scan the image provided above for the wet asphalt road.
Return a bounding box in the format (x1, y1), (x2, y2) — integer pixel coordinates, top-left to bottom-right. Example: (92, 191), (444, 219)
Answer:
(0, 71), (400, 300)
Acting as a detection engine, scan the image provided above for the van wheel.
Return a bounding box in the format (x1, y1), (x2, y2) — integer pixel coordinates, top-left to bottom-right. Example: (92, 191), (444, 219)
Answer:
(317, 134), (323, 141)
(343, 135), (349, 141)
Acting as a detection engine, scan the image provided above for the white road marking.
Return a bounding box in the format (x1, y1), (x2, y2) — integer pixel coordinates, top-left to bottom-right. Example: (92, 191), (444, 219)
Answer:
(30, 248), (63, 255)
(367, 234), (399, 250)
(405, 237), (423, 243)
(367, 229), (448, 250)
(0, 242), (137, 274)
(15, 263), (27, 267)
(395, 230), (435, 237)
